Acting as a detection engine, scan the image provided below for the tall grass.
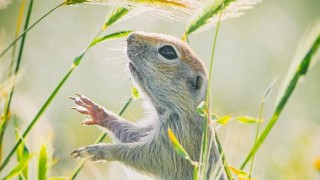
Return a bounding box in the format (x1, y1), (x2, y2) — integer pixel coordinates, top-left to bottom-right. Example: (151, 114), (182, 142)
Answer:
(240, 28), (320, 170)
(1, 0), (318, 179)
(0, 0), (26, 164)
(0, 5), (132, 171)
(0, 2), (64, 58)
(0, 0), (34, 165)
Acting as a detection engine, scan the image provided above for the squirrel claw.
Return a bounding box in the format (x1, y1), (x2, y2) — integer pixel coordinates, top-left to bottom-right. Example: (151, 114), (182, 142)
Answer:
(71, 150), (80, 159)
(68, 96), (76, 100)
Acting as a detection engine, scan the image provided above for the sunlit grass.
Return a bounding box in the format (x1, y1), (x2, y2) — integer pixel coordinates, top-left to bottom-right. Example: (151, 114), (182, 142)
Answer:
(0, 0), (319, 179)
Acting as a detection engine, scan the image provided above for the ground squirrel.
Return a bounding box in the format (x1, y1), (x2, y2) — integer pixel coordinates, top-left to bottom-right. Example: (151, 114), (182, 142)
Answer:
(71, 31), (226, 179)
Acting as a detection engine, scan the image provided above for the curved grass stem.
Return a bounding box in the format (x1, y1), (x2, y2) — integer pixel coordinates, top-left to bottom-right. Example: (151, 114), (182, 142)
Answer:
(248, 100), (264, 178)
(0, 67), (74, 171)
(240, 34), (320, 170)
(0, 29), (131, 173)
(0, 2), (65, 58)
(0, 0), (34, 163)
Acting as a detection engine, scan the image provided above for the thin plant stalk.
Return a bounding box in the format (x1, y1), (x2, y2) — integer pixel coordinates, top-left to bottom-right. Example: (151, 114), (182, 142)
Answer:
(0, 0), (26, 163)
(199, 8), (222, 179)
(0, 0), (34, 161)
(7, 0), (26, 77)
(240, 34), (320, 169)
(0, 67), (74, 171)
(213, 129), (233, 179)
(70, 97), (133, 179)
(0, 2), (65, 58)
(199, 4), (231, 179)
(0, 29), (131, 172)
(193, 163), (199, 180)
(248, 99), (264, 178)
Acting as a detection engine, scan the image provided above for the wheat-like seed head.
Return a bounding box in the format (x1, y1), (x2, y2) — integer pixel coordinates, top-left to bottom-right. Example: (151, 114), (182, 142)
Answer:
(185, 0), (262, 36)
(66, 0), (203, 22)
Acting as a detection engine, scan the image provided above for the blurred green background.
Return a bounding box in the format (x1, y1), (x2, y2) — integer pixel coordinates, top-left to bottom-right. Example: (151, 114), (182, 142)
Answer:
(0, 0), (319, 179)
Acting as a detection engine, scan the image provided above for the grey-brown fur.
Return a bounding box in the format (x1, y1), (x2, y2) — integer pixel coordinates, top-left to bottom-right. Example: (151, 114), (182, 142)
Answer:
(71, 31), (226, 179)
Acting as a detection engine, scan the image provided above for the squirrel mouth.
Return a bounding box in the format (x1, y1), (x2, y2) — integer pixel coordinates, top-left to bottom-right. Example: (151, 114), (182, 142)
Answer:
(128, 62), (137, 74)
(129, 62), (142, 81)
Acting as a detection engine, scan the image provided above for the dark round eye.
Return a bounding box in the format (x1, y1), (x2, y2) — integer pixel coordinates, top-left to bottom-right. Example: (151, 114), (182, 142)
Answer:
(158, 45), (178, 60)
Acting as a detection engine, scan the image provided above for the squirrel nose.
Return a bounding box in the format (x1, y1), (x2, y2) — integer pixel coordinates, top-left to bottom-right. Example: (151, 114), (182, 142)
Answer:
(127, 33), (137, 45)
(127, 31), (146, 45)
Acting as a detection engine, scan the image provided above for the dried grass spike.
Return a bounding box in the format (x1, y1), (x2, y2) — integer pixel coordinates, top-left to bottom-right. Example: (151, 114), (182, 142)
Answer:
(82, 0), (203, 22)
(185, 0), (262, 35)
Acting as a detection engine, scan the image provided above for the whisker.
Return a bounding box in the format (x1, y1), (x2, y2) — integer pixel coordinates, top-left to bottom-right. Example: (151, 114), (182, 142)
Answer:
(104, 55), (127, 61)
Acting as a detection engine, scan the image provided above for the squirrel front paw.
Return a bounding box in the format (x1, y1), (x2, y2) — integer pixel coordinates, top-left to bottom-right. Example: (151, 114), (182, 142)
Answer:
(69, 94), (110, 126)
(71, 144), (110, 162)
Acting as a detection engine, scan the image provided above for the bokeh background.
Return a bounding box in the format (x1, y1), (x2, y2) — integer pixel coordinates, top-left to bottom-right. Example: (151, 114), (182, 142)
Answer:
(0, 0), (320, 179)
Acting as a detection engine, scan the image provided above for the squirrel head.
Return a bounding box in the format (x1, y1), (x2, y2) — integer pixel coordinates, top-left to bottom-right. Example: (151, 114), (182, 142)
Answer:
(127, 31), (208, 113)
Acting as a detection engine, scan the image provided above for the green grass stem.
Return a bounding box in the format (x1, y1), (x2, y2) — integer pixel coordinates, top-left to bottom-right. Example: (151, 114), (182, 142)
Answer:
(0, 0), (26, 165)
(199, 7), (223, 179)
(0, 2), (64, 58)
(248, 100), (264, 178)
(240, 34), (320, 170)
(0, 67), (74, 171)
(7, 0), (26, 78)
(183, 0), (233, 38)
(193, 163), (199, 180)
(199, 4), (232, 180)
(0, 0), (34, 162)
(213, 130), (233, 179)
(0, 6), (131, 170)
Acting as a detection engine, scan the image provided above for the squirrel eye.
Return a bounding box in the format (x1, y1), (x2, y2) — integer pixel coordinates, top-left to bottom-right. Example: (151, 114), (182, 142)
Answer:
(158, 45), (178, 60)
(191, 76), (201, 90)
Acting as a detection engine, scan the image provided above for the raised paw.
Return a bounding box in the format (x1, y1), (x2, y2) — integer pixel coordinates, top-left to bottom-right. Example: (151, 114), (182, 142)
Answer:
(71, 144), (108, 162)
(69, 94), (109, 126)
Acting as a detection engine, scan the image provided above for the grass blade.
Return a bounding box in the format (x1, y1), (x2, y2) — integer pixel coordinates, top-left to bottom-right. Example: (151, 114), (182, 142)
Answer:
(64, 0), (86, 4)
(0, 18), (131, 170)
(0, 2), (64, 58)
(240, 29), (320, 169)
(38, 145), (48, 180)
(199, 4), (224, 179)
(229, 166), (249, 177)
(14, 117), (29, 180)
(7, 0), (26, 77)
(0, 0), (26, 164)
(213, 130), (233, 180)
(3, 151), (32, 180)
(89, 30), (133, 48)
(49, 177), (67, 180)
(102, 7), (129, 30)
(0, 0), (34, 162)
(235, 116), (264, 124)
(182, 0), (261, 40)
(168, 128), (190, 160)
(0, 67), (74, 171)
(215, 114), (232, 125)
(3, 132), (32, 180)
(248, 98), (265, 178)
(167, 127), (199, 179)
(80, 0), (199, 22)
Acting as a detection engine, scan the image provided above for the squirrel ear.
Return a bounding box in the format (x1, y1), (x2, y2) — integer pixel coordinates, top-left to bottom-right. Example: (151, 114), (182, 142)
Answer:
(190, 75), (202, 90)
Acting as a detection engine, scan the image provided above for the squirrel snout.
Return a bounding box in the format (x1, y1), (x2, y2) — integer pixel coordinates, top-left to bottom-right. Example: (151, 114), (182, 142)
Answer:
(126, 33), (135, 45)
(127, 31), (142, 45)
(127, 31), (147, 46)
